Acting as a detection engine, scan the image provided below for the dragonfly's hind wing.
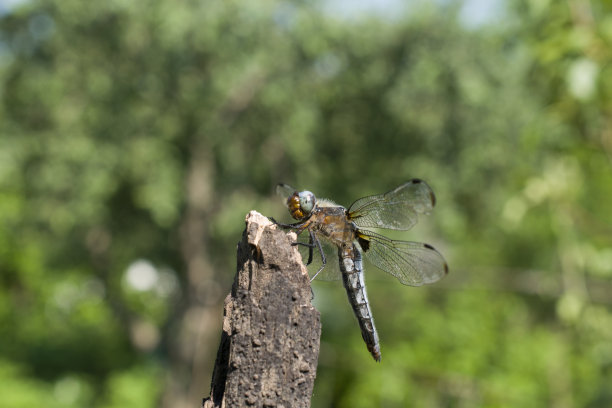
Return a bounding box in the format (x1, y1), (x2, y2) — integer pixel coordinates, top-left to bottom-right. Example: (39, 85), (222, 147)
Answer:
(356, 230), (448, 286)
(348, 179), (436, 231)
(293, 232), (341, 281)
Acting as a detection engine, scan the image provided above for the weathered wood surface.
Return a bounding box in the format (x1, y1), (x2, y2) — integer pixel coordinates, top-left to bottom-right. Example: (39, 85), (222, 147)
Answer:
(202, 211), (321, 408)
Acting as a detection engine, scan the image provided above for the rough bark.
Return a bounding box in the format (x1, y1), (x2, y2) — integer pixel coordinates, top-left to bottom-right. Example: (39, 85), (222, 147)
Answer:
(202, 211), (321, 408)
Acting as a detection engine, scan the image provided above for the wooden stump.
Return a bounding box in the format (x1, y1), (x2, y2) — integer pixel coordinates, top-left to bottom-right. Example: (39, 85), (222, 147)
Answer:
(202, 211), (321, 408)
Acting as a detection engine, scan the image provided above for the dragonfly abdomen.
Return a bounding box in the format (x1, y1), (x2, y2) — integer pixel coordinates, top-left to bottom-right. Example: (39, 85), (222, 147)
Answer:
(339, 245), (381, 362)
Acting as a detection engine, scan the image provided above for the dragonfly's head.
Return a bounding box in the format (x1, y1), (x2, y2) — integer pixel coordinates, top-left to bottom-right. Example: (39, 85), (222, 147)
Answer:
(287, 190), (316, 220)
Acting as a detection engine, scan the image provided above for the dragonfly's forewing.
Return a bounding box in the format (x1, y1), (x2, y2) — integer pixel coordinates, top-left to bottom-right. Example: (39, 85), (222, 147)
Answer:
(348, 179), (436, 231)
(357, 230), (448, 286)
(276, 183), (297, 201)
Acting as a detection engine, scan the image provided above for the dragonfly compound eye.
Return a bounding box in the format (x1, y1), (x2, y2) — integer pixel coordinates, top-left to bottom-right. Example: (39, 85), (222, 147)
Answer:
(286, 190), (315, 220)
(298, 191), (316, 214)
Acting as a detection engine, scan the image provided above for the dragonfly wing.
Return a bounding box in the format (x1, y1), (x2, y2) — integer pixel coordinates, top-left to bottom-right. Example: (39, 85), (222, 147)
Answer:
(294, 232), (341, 281)
(348, 179), (436, 231)
(276, 183), (297, 201)
(357, 230), (448, 286)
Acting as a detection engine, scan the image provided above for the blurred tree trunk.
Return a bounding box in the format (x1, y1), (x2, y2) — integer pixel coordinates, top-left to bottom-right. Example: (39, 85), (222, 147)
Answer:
(163, 149), (222, 408)
(202, 211), (321, 408)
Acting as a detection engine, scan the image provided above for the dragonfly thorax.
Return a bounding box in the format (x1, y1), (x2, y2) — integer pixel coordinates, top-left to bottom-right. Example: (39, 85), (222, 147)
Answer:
(287, 190), (316, 220)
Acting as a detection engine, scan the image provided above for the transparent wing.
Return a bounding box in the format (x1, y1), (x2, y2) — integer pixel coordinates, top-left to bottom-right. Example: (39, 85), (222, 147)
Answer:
(307, 234), (342, 281)
(293, 231), (341, 281)
(357, 230), (448, 286)
(276, 183), (297, 202)
(348, 179), (436, 231)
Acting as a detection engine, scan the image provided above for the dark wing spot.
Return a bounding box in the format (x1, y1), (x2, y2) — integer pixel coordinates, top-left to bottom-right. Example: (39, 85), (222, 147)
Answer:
(412, 178), (422, 184)
(423, 243), (449, 274)
(358, 236), (370, 252)
(430, 191), (436, 206)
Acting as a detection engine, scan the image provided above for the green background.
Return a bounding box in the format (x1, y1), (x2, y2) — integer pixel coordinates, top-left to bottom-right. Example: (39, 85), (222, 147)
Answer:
(1, 0), (611, 406)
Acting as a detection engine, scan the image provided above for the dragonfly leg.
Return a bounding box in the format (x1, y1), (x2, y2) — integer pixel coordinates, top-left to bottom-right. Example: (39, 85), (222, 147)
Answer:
(307, 229), (316, 265)
(292, 229), (316, 265)
(292, 242), (314, 266)
(309, 236), (326, 282)
(268, 217), (310, 230)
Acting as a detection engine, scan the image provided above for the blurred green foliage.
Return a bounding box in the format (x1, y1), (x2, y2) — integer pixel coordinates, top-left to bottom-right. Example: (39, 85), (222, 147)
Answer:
(1, 0), (612, 407)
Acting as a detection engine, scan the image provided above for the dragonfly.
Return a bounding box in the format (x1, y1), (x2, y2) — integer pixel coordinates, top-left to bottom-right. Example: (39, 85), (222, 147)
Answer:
(271, 179), (448, 362)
